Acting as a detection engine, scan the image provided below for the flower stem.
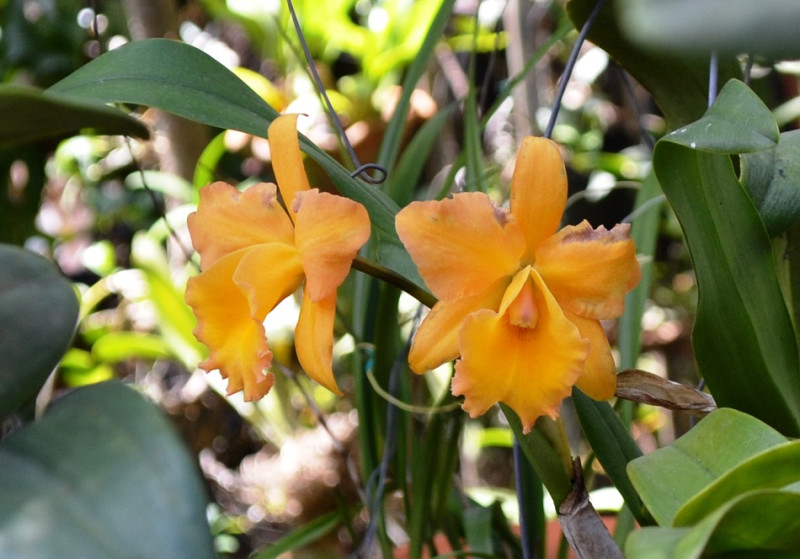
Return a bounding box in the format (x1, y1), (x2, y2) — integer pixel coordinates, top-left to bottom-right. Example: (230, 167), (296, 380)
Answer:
(352, 255), (437, 308)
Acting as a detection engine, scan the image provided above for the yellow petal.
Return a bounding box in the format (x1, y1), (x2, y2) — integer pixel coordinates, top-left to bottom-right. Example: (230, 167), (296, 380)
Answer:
(451, 269), (588, 433)
(566, 312), (617, 401)
(293, 189), (370, 302)
(233, 243), (304, 319)
(185, 249), (274, 401)
(295, 289), (342, 395)
(268, 114), (311, 216)
(408, 277), (508, 373)
(188, 182), (295, 270)
(396, 192), (525, 301)
(510, 137), (568, 261)
(535, 220), (641, 319)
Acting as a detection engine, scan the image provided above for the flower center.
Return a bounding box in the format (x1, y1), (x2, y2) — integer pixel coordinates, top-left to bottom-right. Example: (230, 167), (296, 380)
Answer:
(507, 278), (538, 329)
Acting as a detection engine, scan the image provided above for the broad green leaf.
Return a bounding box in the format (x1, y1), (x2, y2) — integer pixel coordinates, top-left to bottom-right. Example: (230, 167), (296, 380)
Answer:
(675, 439), (800, 526)
(48, 39), (423, 290)
(48, 39), (279, 137)
(0, 381), (214, 558)
(742, 130), (800, 236)
(567, 0), (741, 128)
(0, 244), (78, 419)
(619, 0), (800, 59)
(572, 389), (648, 525)
(627, 408), (788, 526)
(626, 490), (800, 559)
(0, 85), (149, 148)
(667, 80), (778, 152)
(654, 81), (800, 435)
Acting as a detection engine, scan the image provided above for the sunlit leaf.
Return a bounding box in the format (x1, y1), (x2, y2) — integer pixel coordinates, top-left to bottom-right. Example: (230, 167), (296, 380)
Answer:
(0, 244), (78, 419)
(0, 381), (214, 558)
(627, 408), (787, 527)
(626, 490), (800, 559)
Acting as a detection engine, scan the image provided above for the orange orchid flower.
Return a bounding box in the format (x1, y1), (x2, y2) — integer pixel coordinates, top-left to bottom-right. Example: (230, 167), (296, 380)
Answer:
(185, 115), (370, 401)
(396, 137), (641, 432)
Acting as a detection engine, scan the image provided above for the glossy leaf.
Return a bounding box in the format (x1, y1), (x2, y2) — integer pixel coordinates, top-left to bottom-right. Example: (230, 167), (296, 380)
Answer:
(626, 490), (800, 559)
(619, 0), (800, 58)
(675, 439), (800, 526)
(654, 81), (800, 435)
(47, 38), (423, 291)
(0, 85), (149, 148)
(742, 130), (800, 236)
(627, 408), (787, 527)
(0, 381), (214, 558)
(567, 0), (740, 127)
(0, 244), (78, 419)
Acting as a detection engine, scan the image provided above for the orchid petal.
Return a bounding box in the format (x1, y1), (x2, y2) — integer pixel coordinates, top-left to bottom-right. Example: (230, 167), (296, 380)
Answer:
(268, 114), (311, 216)
(396, 192), (525, 301)
(185, 249), (274, 401)
(293, 189), (370, 302)
(233, 243), (304, 319)
(296, 289), (341, 394)
(188, 182), (295, 270)
(408, 277), (508, 373)
(566, 311), (617, 400)
(510, 137), (568, 260)
(535, 221), (641, 319)
(451, 269), (588, 433)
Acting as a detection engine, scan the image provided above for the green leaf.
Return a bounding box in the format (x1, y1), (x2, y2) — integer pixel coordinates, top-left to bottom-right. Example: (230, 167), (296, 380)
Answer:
(742, 130), (800, 236)
(567, 0), (741, 127)
(0, 381), (214, 558)
(654, 81), (800, 435)
(0, 244), (79, 419)
(91, 332), (173, 363)
(626, 490), (800, 559)
(627, 408), (788, 526)
(667, 80), (778, 152)
(48, 39), (278, 137)
(618, 0), (800, 59)
(0, 85), (149, 148)
(572, 390), (648, 524)
(251, 510), (341, 559)
(48, 39), (423, 291)
(675, 439), (800, 526)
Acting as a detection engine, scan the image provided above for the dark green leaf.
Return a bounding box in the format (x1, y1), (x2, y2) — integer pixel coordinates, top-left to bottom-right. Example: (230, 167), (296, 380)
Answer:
(0, 244), (78, 419)
(0, 85), (149, 148)
(619, 0), (800, 59)
(48, 39), (423, 291)
(742, 130), (800, 236)
(627, 408), (787, 526)
(667, 80), (778, 153)
(572, 389), (648, 525)
(654, 82), (800, 435)
(0, 381), (214, 558)
(567, 0), (741, 127)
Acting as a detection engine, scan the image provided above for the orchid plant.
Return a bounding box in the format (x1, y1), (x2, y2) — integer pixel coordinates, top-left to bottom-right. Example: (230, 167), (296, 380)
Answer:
(2, 1), (800, 558)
